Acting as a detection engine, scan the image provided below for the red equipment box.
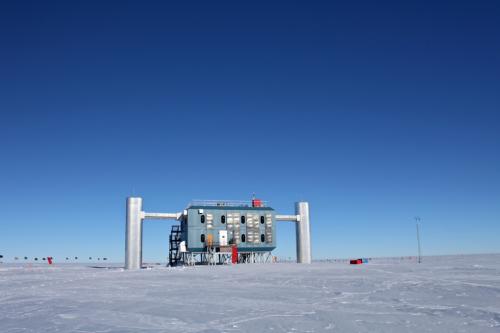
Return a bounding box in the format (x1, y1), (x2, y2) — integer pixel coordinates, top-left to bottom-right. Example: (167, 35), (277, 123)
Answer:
(252, 199), (262, 207)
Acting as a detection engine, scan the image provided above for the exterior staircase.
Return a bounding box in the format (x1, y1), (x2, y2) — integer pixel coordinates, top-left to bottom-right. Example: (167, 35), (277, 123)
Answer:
(168, 225), (183, 267)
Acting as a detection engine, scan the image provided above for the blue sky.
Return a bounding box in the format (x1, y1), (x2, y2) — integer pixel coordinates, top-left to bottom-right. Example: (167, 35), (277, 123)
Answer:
(1, 1), (499, 262)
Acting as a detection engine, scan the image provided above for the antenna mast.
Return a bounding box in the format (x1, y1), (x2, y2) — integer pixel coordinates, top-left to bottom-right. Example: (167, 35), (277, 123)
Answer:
(415, 216), (422, 263)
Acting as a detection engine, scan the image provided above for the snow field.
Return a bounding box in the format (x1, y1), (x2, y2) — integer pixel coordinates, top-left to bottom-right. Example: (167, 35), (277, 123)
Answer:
(1, 254), (499, 332)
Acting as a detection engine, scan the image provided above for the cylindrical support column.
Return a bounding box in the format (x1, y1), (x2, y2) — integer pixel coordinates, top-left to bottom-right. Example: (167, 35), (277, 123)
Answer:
(295, 202), (312, 264)
(125, 197), (143, 270)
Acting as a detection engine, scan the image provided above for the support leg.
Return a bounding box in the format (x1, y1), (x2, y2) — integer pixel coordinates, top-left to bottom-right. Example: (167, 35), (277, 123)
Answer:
(295, 202), (312, 264)
(125, 197), (143, 269)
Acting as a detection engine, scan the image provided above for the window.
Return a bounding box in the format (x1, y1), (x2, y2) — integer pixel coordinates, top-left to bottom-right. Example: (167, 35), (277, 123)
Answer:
(201, 234), (205, 243)
(241, 216), (246, 224)
(261, 234), (265, 242)
(221, 215), (226, 224)
(241, 234), (246, 242)
(201, 215), (205, 223)
(260, 216), (265, 224)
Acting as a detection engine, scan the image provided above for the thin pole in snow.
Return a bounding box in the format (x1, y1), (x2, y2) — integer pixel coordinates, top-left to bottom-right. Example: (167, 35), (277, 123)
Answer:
(415, 216), (422, 263)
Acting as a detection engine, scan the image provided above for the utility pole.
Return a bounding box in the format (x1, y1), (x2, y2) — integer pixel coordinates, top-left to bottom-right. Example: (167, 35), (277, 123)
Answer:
(415, 217), (422, 263)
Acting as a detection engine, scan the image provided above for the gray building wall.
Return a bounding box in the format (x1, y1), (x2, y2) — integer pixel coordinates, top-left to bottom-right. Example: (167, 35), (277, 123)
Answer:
(183, 206), (276, 252)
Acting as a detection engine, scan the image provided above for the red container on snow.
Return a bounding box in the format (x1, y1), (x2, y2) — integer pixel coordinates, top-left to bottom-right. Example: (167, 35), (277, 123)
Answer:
(350, 259), (362, 265)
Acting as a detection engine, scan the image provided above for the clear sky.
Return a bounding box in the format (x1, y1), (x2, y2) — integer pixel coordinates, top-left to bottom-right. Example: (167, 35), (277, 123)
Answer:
(1, 1), (499, 262)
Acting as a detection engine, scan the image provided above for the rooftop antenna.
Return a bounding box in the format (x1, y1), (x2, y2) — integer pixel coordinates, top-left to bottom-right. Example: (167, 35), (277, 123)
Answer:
(415, 216), (422, 264)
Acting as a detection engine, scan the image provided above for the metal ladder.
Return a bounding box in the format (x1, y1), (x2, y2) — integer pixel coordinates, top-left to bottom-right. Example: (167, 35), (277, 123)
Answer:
(168, 225), (182, 267)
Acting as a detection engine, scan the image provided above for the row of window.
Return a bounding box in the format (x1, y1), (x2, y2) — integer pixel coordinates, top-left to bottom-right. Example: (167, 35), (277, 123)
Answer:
(200, 233), (266, 243)
(200, 215), (266, 224)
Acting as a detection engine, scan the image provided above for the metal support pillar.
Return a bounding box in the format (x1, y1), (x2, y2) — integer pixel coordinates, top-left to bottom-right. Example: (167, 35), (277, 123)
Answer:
(295, 202), (312, 264)
(125, 197), (143, 270)
(125, 196), (181, 270)
(276, 201), (312, 264)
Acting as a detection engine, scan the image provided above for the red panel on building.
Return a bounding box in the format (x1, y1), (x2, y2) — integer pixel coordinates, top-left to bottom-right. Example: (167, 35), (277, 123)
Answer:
(252, 199), (262, 207)
(231, 245), (238, 264)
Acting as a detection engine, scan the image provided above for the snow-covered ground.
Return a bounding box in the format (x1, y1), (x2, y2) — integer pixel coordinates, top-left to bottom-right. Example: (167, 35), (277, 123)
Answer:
(1, 254), (499, 332)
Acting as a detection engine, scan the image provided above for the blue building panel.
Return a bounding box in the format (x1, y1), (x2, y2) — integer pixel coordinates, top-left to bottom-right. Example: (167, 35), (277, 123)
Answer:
(181, 205), (276, 252)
